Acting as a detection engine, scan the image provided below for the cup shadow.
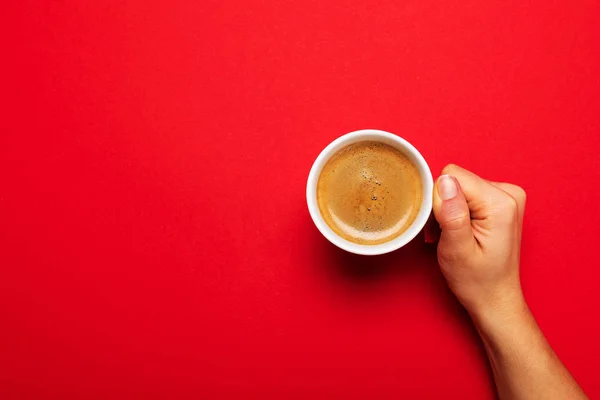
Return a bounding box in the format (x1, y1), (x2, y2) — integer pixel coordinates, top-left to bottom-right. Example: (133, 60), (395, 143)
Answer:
(302, 219), (494, 386)
(311, 229), (493, 379)
(315, 231), (437, 286)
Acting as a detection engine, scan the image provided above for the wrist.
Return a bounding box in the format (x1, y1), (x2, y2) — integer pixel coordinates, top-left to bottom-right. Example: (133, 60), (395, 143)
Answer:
(468, 290), (530, 337)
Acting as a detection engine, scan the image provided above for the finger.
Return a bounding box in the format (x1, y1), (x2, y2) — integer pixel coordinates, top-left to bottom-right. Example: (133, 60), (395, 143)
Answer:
(488, 182), (526, 226)
(433, 175), (478, 258)
(441, 164), (508, 220)
(489, 182), (526, 245)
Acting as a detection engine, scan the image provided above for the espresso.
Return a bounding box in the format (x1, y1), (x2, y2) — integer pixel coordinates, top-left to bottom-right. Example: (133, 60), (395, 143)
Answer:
(317, 141), (422, 245)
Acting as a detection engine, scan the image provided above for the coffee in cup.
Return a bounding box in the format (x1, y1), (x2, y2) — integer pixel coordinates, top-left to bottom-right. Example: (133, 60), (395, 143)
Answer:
(306, 129), (433, 255)
(316, 141), (423, 245)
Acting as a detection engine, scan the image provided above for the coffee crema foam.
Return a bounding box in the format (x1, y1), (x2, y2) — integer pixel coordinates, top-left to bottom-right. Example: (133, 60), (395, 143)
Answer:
(317, 141), (422, 245)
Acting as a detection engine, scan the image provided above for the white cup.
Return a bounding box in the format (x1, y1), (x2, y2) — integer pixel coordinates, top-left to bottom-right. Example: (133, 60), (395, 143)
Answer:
(306, 129), (434, 256)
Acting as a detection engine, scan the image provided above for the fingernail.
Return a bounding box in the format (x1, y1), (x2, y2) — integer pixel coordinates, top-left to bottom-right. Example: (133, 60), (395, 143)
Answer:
(438, 175), (458, 200)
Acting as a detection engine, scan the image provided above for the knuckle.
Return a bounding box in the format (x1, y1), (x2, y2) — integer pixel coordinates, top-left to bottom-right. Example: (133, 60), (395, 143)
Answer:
(441, 163), (460, 175)
(494, 195), (519, 221)
(513, 185), (527, 204)
(442, 211), (470, 231)
(440, 201), (470, 231)
(502, 183), (527, 205)
(502, 195), (519, 213)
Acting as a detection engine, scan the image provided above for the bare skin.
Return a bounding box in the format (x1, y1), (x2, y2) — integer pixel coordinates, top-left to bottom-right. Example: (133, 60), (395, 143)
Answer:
(433, 164), (587, 400)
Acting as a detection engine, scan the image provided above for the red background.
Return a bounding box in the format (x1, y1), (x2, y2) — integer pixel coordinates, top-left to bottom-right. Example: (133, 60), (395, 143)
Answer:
(2, 0), (600, 398)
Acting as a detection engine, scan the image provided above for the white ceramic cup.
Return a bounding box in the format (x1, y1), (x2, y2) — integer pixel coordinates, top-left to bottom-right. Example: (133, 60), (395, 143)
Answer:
(306, 129), (434, 256)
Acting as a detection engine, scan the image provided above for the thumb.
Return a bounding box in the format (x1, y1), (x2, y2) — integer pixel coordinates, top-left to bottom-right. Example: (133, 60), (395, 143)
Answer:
(433, 175), (477, 259)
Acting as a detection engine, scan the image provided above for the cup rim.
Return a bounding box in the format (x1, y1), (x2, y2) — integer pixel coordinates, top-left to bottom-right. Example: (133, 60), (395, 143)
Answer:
(306, 129), (433, 256)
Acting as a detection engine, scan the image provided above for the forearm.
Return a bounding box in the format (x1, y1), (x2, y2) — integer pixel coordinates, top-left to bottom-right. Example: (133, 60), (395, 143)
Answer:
(471, 299), (587, 400)
(433, 166), (585, 399)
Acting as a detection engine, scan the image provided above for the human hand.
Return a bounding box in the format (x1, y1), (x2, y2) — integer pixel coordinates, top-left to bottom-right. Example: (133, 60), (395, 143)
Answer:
(433, 165), (588, 400)
(432, 164), (527, 321)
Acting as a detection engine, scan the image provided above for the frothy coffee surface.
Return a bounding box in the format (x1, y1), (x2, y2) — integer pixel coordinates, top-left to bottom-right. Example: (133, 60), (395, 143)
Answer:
(317, 141), (422, 245)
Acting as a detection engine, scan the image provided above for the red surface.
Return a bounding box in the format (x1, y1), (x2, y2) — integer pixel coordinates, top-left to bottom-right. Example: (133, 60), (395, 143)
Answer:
(2, 0), (600, 398)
